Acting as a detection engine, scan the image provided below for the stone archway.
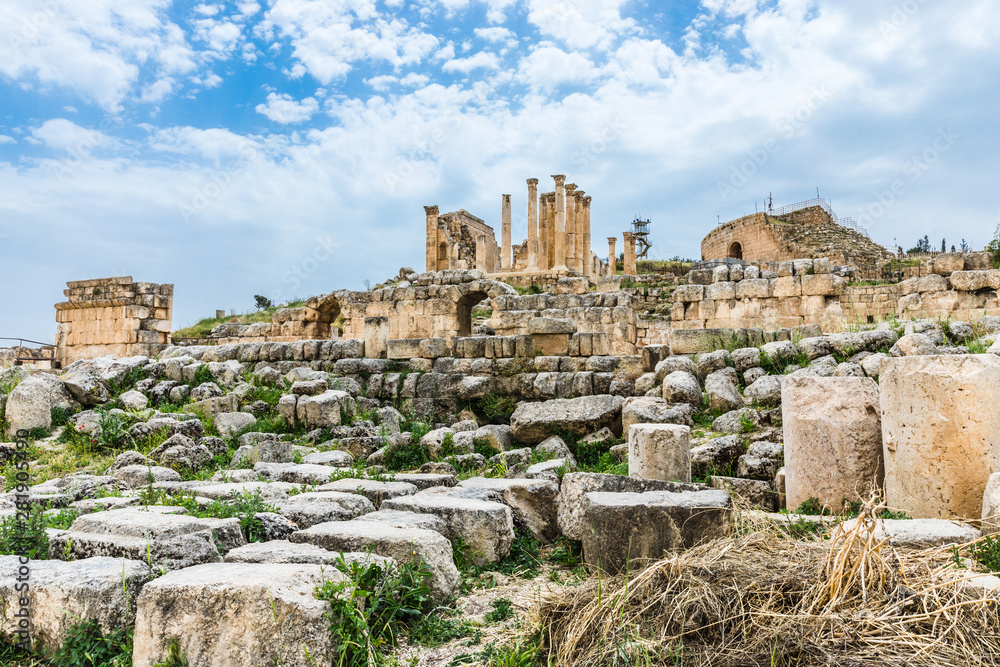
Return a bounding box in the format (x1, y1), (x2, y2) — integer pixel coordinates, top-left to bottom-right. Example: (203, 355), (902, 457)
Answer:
(455, 290), (490, 338)
(728, 242), (743, 259)
(303, 293), (341, 338)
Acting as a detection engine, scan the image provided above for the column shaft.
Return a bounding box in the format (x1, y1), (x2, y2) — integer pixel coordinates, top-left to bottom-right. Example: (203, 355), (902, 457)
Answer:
(424, 205), (439, 272)
(527, 179), (539, 271)
(553, 175), (567, 270)
(607, 237), (617, 276)
(501, 194), (512, 271)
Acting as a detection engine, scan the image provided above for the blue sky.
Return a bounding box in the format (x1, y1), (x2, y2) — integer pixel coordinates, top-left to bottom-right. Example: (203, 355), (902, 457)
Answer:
(1, 0), (999, 342)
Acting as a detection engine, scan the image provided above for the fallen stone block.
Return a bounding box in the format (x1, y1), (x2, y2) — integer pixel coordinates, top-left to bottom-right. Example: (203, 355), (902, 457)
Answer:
(837, 518), (982, 549)
(628, 424), (691, 483)
(132, 563), (339, 667)
(557, 472), (706, 541)
(274, 491), (374, 528)
(381, 489), (514, 564)
(224, 540), (396, 570)
(710, 476), (777, 511)
(0, 556), (149, 654)
(317, 479), (419, 508)
(457, 477), (560, 541)
(510, 395), (624, 444)
(290, 520), (459, 600)
(581, 489), (732, 574)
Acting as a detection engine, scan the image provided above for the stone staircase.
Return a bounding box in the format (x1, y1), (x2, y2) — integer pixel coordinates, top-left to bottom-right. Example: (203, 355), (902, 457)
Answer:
(767, 206), (892, 266)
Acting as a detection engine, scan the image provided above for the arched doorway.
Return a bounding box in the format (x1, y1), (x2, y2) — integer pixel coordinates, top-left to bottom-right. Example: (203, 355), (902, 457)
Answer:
(728, 242), (743, 259)
(456, 291), (489, 338)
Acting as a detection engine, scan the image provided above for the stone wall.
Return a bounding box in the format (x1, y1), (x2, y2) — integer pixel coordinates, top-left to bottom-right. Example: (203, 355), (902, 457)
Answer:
(897, 271), (1000, 320)
(840, 285), (900, 323)
(55, 277), (173, 365)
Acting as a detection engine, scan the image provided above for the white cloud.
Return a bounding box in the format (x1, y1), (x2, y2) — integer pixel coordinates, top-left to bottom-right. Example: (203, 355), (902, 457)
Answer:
(526, 0), (636, 50)
(474, 27), (516, 44)
(518, 45), (600, 90)
(0, 135), (16, 145)
(442, 51), (501, 74)
(30, 119), (110, 154)
(255, 93), (320, 124)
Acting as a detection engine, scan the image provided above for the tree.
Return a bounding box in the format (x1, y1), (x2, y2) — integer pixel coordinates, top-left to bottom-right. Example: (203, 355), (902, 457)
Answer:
(942, 238), (946, 252)
(951, 245), (956, 253)
(960, 239), (970, 253)
(987, 225), (1000, 268)
(253, 295), (272, 310)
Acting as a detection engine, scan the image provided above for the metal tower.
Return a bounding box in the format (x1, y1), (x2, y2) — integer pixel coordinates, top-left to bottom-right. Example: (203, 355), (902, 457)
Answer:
(631, 217), (651, 259)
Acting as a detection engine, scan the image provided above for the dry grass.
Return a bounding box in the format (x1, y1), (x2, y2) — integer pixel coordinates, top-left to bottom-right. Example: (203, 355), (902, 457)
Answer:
(537, 501), (1000, 666)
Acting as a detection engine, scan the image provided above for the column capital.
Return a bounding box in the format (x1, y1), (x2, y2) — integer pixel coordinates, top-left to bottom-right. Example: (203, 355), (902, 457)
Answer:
(584, 196), (592, 205)
(502, 193), (511, 201)
(527, 178), (539, 186)
(607, 237), (617, 243)
(424, 205), (439, 215)
(623, 231), (635, 241)
(552, 174), (566, 186)
(565, 183), (577, 194)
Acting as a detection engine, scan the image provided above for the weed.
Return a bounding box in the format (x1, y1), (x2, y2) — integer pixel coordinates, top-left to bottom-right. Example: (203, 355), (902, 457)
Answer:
(473, 437), (500, 459)
(192, 365), (215, 386)
(478, 393), (518, 423)
(410, 610), (476, 647)
(153, 637), (190, 666)
(969, 534), (1000, 572)
(484, 598), (514, 623)
(48, 619), (132, 667)
(0, 504), (49, 559)
(383, 437), (429, 472)
(50, 406), (73, 428)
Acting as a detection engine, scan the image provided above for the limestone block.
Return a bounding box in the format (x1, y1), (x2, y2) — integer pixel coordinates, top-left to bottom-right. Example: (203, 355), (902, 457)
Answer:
(580, 489), (732, 574)
(880, 355), (1000, 519)
(836, 518), (981, 549)
(706, 282), (735, 301)
(712, 265), (730, 282)
(132, 563), (338, 667)
(947, 270), (1000, 292)
(771, 276), (801, 298)
(386, 338), (423, 360)
(456, 477), (560, 541)
(801, 274), (846, 296)
(528, 317), (577, 334)
(290, 520), (459, 600)
(673, 285), (705, 303)
(932, 253), (966, 275)
(661, 371), (702, 406)
(896, 333), (936, 356)
(782, 376), (883, 511)
(0, 556), (150, 654)
(704, 369), (745, 412)
(510, 395), (624, 444)
(274, 491), (374, 528)
(628, 423), (691, 482)
(735, 279), (772, 300)
(982, 473), (1000, 535)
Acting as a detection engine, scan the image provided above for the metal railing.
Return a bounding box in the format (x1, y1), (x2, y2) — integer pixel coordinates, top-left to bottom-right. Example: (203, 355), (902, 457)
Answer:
(0, 338), (57, 366)
(768, 197), (871, 239)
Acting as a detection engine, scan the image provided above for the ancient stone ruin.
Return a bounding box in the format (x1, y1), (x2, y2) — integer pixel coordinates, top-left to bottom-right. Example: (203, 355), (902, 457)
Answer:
(2, 200), (1000, 666)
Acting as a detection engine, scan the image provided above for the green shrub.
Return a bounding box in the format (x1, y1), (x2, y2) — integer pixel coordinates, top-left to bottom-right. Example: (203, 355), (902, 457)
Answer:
(473, 437), (500, 459)
(314, 555), (433, 666)
(409, 610), (475, 647)
(50, 406), (73, 428)
(0, 504), (49, 559)
(48, 620), (132, 667)
(484, 597), (514, 623)
(107, 366), (148, 396)
(153, 637), (190, 667)
(192, 365), (215, 386)
(478, 393), (518, 423)
(383, 438), (429, 472)
(970, 535), (1000, 572)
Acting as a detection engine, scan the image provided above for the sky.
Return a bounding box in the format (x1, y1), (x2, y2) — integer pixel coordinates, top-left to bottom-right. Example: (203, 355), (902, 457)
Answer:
(1, 0), (999, 343)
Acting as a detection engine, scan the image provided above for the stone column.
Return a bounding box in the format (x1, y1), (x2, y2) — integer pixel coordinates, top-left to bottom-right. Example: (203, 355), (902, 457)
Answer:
(564, 183), (577, 273)
(552, 175), (567, 271)
(583, 196), (592, 279)
(628, 423), (691, 482)
(526, 178), (539, 271)
(782, 376), (884, 511)
(881, 355), (1000, 519)
(623, 232), (637, 276)
(544, 193), (555, 270)
(501, 194), (512, 271)
(574, 191), (585, 274)
(424, 205), (439, 272)
(475, 234), (489, 272)
(607, 237), (617, 276)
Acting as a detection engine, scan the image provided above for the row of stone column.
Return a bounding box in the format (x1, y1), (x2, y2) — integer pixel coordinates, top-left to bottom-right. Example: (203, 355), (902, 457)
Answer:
(499, 175), (594, 277)
(605, 232), (638, 277)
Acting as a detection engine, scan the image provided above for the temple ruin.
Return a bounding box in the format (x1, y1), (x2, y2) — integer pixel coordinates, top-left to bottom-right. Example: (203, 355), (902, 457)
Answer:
(425, 174), (606, 282)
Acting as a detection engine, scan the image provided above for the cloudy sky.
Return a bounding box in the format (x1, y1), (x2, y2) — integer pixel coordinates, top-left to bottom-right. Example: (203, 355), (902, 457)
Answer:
(1, 0), (998, 342)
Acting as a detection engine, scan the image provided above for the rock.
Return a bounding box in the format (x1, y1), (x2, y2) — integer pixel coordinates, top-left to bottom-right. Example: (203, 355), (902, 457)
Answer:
(472, 424), (513, 451)
(255, 512), (298, 541)
(199, 436), (228, 456)
(983, 473), (1000, 535)
(5, 374), (74, 435)
(621, 396), (694, 431)
(419, 427), (455, 458)
(254, 463), (348, 486)
(536, 435), (575, 464)
(744, 375), (782, 407)
(836, 518), (982, 549)
(291, 379), (328, 396)
(860, 352), (890, 378)
(212, 469), (262, 483)
(30, 473), (126, 501)
(59, 371), (110, 406)
(50, 509), (227, 570)
(704, 369), (745, 412)
(653, 356), (697, 382)
(0, 556), (150, 654)
(296, 390), (355, 429)
(731, 348), (761, 372)
(377, 406), (404, 434)
(274, 491), (375, 528)
(71, 496), (141, 514)
(761, 340), (798, 364)
(149, 433), (213, 471)
(169, 385), (190, 403)
(113, 464), (181, 488)
(881, 355), (1000, 519)
(290, 520), (459, 600)
(457, 477), (560, 541)
(392, 473), (459, 489)
(743, 367), (767, 384)
(712, 408), (759, 434)
(510, 395), (624, 444)
(317, 479), (418, 508)
(528, 317), (577, 334)
(525, 458), (574, 481)
(131, 563), (339, 667)
(451, 419), (478, 432)
(420, 461), (457, 475)
(695, 350), (729, 380)
(212, 412), (256, 439)
(557, 472), (706, 541)
(662, 371), (702, 406)
(106, 450), (150, 473)
(628, 424), (690, 482)
(710, 477), (776, 511)
(189, 382), (223, 402)
(580, 489), (732, 574)
(361, 508), (449, 535)
(301, 450), (354, 467)
(782, 376), (883, 511)
(190, 481), (292, 501)
(382, 489), (514, 565)
(896, 333), (937, 356)
(225, 541), (396, 570)
(690, 435), (743, 479)
(736, 454), (777, 480)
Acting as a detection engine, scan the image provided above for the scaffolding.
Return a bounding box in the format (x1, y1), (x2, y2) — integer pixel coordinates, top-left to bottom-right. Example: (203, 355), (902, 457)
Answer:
(631, 217), (651, 259)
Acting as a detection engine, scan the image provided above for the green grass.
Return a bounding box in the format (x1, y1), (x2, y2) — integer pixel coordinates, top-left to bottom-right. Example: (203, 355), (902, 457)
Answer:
(172, 300), (305, 339)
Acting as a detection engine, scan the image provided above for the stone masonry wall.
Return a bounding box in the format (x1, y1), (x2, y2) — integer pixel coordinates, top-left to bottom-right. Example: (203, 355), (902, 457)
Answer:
(55, 277), (173, 365)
